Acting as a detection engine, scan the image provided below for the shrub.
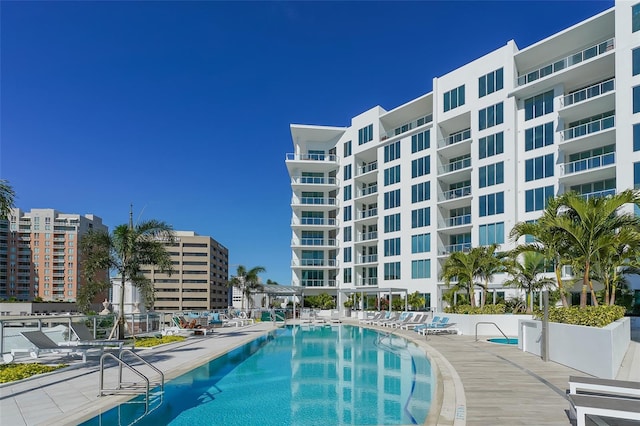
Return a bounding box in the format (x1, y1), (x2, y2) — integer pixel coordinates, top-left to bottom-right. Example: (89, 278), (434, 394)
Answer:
(0, 363), (67, 383)
(444, 304), (507, 314)
(534, 305), (625, 327)
(133, 335), (186, 347)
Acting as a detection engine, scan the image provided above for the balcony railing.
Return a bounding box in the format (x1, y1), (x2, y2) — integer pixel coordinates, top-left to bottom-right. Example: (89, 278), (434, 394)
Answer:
(357, 185), (378, 198)
(439, 243), (472, 255)
(291, 176), (337, 185)
(517, 38), (614, 86)
(357, 254), (378, 264)
(562, 115), (615, 141)
(301, 279), (337, 287)
(561, 78), (615, 107)
(439, 157), (471, 175)
(579, 188), (616, 200)
(356, 162), (378, 176)
(437, 129), (472, 149)
(292, 197), (337, 206)
(358, 277), (378, 286)
(358, 208), (378, 219)
(444, 214), (472, 227)
(357, 231), (378, 242)
(293, 259), (338, 267)
(286, 153), (338, 163)
(561, 152), (615, 175)
(293, 238), (337, 246)
(293, 217), (337, 226)
(439, 186), (472, 201)
(380, 114), (433, 141)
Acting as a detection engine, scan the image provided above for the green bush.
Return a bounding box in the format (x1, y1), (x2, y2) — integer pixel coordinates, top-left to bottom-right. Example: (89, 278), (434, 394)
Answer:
(534, 305), (625, 327)
(0, 363), (67, 383)
(132, 335), (186, 347)
(444, 304), (507, 314)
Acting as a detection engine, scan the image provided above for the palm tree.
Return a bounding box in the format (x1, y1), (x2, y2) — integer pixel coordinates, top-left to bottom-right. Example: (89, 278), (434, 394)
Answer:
(547, 190), (640, 308)
(476, 244), (505, 307)
(80, 218), (174, 339)
(510, 196), (571, 307)
(503, 251), (556, 313)
(592, 226), (640, 305)
(441, 246), (500, 308)
(228, 265), (266, 309)
(0, 179), (16, 219)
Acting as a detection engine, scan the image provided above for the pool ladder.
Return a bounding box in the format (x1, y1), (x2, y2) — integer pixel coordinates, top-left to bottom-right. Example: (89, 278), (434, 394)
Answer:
(98, 349), (165, 423)
(474, 322), (511, 344)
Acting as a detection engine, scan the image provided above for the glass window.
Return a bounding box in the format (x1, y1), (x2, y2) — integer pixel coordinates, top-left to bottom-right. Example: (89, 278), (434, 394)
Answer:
(384, 238), (401, 256)
(384, 189), (401, 209)
(411, 259), (431, 279)
(344, 164), (352, 180)
(525, 185), (555, 212)
(411, 130), (430, 153)
(634, 86), (640, 114)
(343, 247), (352, 263)
(634, 49), (640, 76)
(411, 155), (430, 178)
(479, 192), (504, 217)
(479, 222), (505, 246)
(524, 90), (554, 120)
(344, 140), (352, 157)
(384, 213), (401, 233)
(343, 268), (352, 283)
(343, 226), (352, 242)
(635, 162), (640, 189)
(411, 181), (430, 203)
(411, 207), (430, 228)
(358, 124), (373, 145)
(384, 141), (401, 163)
(479, 162), (504, 188)
(384, 262), (401, 280)
(479, 102), (504, 130)
(525, 154), (554, 181)
(344, 185), (352, 201)
(343, 206), (352, 221)
(634, 3), (640, 32)
(411, 233), (430, 253)
(444, 85), (465, 112)
(479, 132), (504, 159)
(635, 124), (640, 152)
(384, 165), (401, 186)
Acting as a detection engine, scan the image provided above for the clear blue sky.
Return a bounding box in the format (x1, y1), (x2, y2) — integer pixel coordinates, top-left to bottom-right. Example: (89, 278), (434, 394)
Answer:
(1, 1), (613, 285)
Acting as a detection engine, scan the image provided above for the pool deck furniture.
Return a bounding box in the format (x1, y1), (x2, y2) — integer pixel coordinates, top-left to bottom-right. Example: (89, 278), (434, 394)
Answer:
(68, 322), (127, 351)
(400, 314), (430, 330)
(359, 312), (384, 325)
(569, 375), (640, 398)
(417, 322), (461, 336)
(10, 330), (96, 363)
(568, 394), (640, 426)
(388, 313), (418, 328)
(374, 312), (399, 326)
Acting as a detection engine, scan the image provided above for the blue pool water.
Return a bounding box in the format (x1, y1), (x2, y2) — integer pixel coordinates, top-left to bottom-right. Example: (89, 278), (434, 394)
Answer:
(488, 338), (518, 345)
(81, 325), (434, 425)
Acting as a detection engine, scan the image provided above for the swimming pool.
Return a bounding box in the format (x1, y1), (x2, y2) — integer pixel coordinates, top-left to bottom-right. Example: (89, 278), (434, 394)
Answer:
(487, 338), (518, 345)
(81, 325), (434, 425)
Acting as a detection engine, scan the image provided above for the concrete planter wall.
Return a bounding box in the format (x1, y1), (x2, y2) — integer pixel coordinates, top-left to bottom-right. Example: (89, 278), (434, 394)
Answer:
(442, 313), (533, 336)
(518, 317), (630, 379)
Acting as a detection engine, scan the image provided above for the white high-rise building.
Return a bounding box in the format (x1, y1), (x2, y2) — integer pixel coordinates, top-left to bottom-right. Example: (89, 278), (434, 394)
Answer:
(286, 1), (640, 311)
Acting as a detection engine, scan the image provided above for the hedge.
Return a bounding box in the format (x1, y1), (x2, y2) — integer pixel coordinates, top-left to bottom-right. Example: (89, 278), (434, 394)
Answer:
(534, 305), (625, 327)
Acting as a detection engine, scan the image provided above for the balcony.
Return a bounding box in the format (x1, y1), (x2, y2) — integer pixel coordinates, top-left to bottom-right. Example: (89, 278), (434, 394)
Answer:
(579, 188), (616, 200)
(291, 217), (337, 227)
(286, 153), (338, 163)
(561, 78), (614, 108)
(300, 279), (337, 287)
(561, 115), (615, 148)
(437, 128), (471, 149)
(292, 259), (338, 267)
(356, 184), (378, 199)
(438, 186), (472, 202)
(357, 208), (378, 220)
(380, 114), (433, 141)
(291, 238), (337, 247)
(561, 152), (615, 176)
(356, 254), (378, 264)
(439, 243), (472, 256)
(357, 277), (378, 286)
(442, 214), (472, 228)
(517, 38), (614, 87)
(291, 176), (338, 188)
(356, 231), (378, 242)
(291, 196), (337, 207)
(439, 157), (471, 176)
(356, 161), (378, 177)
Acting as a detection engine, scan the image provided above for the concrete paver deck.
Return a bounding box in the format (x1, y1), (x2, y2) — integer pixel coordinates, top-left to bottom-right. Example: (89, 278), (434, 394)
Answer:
(1, 319), (637, 426)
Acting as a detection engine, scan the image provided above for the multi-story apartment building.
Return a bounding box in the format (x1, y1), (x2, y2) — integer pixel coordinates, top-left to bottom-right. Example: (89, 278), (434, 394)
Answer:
(287, 1), (640, 311)
(146, 231), (229, 312)
(0, 208), (108, 301)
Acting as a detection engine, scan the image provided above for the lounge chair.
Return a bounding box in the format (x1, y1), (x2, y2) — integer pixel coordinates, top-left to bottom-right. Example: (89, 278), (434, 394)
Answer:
(163, 316), (213, 336)
(359, 312), (384, 325)
(569, 375), (640, 398)
(68, 322), (126, 351)
(11, 330), (95, 362)
(417, 319), (460, 335)
(386, 313), (415, 328)
(330, 310), (342, 324)
(414, 316), (440, 333)
(375, 312), (399, 326)
(568, 394), (640, 426)
(400, 314), (429, 330)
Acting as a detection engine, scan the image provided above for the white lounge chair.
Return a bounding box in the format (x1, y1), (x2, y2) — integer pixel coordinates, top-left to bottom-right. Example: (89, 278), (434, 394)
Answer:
(400, 314), (429, 330)
(569, 394), (640, 426)
(359, 312), (384, 325)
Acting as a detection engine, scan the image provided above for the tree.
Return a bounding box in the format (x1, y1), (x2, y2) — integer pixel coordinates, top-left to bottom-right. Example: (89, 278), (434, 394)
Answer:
(79, 219), (174, 339)
(228, 265), (266, 309)
(503, 251), (555, 313)
(547, 190), (640, 308)
(0, 179), (16, 219)
(510, 196), (571, 308)
(407, 291), (426, 310)
(476, 244), (505, 307)
(441, 246), (499, 308)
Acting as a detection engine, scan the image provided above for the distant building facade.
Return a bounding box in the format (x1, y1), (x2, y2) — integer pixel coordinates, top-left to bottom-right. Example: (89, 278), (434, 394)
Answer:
(143, 231), (229, 312)
(0, 208), (108, 302)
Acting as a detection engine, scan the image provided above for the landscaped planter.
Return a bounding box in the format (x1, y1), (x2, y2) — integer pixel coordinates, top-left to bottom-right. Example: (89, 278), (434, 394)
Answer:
(518, 317), (630, 379)
(443, 313), (533, 336)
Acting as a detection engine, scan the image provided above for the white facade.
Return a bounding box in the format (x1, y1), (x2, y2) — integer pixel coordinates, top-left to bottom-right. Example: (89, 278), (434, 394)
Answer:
(286, 1), (640, 311)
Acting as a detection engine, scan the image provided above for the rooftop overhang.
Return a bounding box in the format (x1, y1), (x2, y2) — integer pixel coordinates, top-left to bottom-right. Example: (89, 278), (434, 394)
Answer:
(289, 124), (346, 145)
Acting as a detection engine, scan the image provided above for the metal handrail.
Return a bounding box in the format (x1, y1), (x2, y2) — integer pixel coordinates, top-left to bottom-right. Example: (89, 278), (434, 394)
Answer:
(475, 321), (511, 343)
(99, 353), (150, 413)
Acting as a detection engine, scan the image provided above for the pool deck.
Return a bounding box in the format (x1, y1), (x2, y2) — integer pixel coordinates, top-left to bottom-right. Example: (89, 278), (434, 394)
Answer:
(0, 319), (638, 426)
